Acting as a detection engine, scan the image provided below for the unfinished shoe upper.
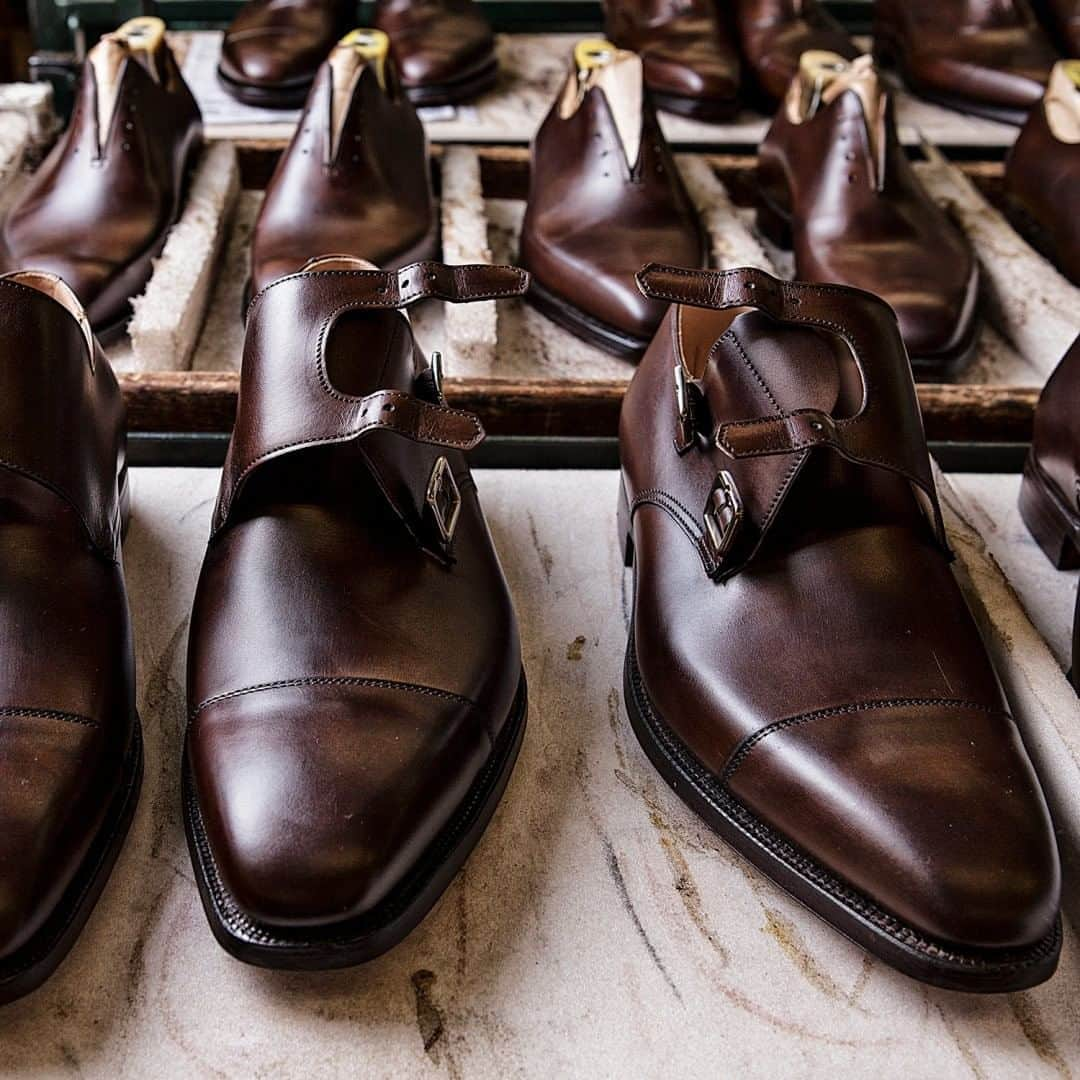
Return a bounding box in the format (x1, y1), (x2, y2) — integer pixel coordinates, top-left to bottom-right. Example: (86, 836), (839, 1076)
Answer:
(251, 30), (437, 296)
(519, 40), (706, 358)
(0, 18), (202, 339)
(758, 53), (980, 378)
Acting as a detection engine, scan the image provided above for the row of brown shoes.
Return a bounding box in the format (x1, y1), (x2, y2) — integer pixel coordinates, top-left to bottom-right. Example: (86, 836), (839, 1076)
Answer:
(0, 11), (1077, 1007)
(607, 0), (1078, 125)
(218, 0), (498, 108)
(0, 255), (1076, 1006)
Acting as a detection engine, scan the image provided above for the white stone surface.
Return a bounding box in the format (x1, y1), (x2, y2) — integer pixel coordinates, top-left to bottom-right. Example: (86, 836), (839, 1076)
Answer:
(2, 467), (1078, 1077)
(948, 472), (1078, 672)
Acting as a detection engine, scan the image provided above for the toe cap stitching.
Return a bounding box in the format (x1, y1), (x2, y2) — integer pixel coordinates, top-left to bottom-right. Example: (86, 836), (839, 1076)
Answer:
(721, 696), (1010, 784)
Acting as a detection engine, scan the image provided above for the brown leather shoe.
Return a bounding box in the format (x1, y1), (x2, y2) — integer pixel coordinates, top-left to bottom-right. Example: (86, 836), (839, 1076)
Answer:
(184, 258), (529, 968)
(519, 41), (706, 358)
(1018, 333), (1079, 687)
(218, 0), (352, 107)
(0, 18), (201, 343)
(1029, 0), (1080, 55)
(758, 53), (980, 378)
(0, 271), (140, 1006)
(373, 0), (497, 106)
(604, 0), (741, 121)
(618, 262), (1062, 991)
(250, 30), (437, 297)
(1004, 61), (1080, 286)
(874, 0), (1058, 125)
(733, 0), (858, 103)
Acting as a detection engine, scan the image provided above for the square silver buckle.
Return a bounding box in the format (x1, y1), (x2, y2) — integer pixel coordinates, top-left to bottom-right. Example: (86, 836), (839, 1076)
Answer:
(703, 470), (743, 564)
(426, 455), (461, 546)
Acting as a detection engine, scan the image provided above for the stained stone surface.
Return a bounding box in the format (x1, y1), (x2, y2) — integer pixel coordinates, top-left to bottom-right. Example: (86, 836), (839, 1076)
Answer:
(1, 468), (1078, 1077)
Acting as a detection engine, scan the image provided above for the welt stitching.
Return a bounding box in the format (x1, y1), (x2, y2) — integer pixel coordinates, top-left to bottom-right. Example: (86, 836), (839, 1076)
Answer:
(722, 697), (1008, 783)
(190, 676), (476, 723)
(0, 706), (98, 727)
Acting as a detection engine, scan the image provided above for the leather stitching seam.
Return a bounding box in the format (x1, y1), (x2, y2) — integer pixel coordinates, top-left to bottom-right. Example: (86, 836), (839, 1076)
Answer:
(190, 676), (477, 723)
(0, 706), (98, 727)
(722, 697), (1010, 783)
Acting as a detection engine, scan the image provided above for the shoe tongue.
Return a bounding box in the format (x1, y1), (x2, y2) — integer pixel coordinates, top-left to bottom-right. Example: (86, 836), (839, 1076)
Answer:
(1045, 60), (1080, 144)
(563, 39), (643, 169)
(326, 30), (392, 162)
(791, 51), (888, 188)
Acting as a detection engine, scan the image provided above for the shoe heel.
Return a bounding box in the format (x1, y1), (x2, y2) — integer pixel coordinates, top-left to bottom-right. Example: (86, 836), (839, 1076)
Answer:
(1018, 455), (1080, 569)
(617, 483), (635, 568)
(755, 196), (793, 250)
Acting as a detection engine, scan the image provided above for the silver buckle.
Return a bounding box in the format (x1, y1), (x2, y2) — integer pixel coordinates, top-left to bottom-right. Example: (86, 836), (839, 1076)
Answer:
(430, 350), (444, 399)
(674, 364), (695, 451)
(425, 455), (461, 546)
(703, 471), (742, 564)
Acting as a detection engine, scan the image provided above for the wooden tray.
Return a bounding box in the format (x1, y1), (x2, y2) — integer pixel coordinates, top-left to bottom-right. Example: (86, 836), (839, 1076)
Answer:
(120, 142), (1072, 442)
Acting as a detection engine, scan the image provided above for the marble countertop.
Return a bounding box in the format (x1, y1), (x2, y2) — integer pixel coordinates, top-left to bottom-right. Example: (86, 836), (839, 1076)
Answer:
(1, 468), (1077, 1078)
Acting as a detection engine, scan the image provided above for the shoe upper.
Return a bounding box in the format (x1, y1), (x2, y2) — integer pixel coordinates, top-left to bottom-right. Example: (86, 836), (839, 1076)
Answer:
(604, 0), (741, 109)
(734, 0), (858, 102)
(875, 0), (1058, 116)
(0, 19), (202, 333)
(251, 32), (436, 295)
(186, 259), (527, 928)
(373, 0), (495, 90)
(1031, 334), (1080, 528)
(619, 263), (1061, 954)
(0, 272), (134, 962)
(759, 54), (979, 372)
(219, 0), (352, 90)
(519, 43), (706, 346)
(1005, 62), (1080, 285)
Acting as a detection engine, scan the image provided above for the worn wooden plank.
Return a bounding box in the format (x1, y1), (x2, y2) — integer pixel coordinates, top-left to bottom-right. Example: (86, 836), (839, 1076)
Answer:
(118, 371), (1038, 441)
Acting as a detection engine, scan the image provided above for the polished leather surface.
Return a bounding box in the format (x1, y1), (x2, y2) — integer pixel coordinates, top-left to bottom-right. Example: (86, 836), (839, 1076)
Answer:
(250, 46), (435, 295)
(519, 50), (705, 348)
(874, 0), (1058, 122)
(758, 59), (979, 372)
(0, 276), (134, 960)
(1030, 0), (1080, 55)
(1005, 75), (1080, 285)
(219, 0), (351, 95)
(620, 264), (1060, 951)
(373, 0), (495, 98)
(187, 260), (525, 928)
(604, 0), (740, 118)
(0, 34), (201, 333)
(1031, 335), (1080, 540)
(733, 0), (857, 102)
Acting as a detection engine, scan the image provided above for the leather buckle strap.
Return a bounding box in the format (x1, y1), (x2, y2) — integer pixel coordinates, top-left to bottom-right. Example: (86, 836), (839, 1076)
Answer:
(255, 261), (530, 312)
(636, 263), (952, 578)
(716, 408), (840, 458)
